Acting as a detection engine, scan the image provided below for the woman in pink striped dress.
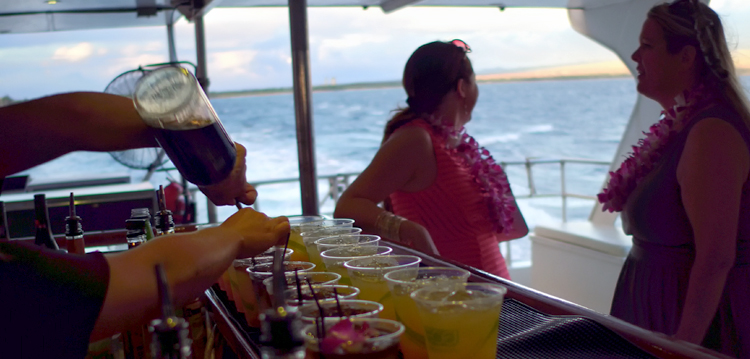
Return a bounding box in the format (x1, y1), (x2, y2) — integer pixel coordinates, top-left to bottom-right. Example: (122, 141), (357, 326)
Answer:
(334, 40), (527, 279)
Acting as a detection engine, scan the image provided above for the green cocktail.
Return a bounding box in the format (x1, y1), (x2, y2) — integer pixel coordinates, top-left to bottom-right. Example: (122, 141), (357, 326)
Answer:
(384, 267), (471, 359)
(344, 255), (421, 321)
(411, 283), (507, 359)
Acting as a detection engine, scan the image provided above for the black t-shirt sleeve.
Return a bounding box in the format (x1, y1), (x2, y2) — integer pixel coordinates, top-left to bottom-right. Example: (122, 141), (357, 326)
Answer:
(0, 241), (110, 359)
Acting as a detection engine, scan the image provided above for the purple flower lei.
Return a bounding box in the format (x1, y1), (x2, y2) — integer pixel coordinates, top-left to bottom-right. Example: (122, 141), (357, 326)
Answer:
(597, 85), (711, 212)
(428, 117), (517, 233)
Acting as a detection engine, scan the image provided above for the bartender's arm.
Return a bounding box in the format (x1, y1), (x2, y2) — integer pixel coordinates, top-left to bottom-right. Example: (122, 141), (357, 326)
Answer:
(0, 92), (158, 178)
(0, 91), (256, 205)
(91, 207), (289, 341)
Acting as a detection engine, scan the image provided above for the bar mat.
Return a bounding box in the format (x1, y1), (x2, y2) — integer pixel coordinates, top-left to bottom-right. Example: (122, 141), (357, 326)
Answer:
(497, 299), (656, 358)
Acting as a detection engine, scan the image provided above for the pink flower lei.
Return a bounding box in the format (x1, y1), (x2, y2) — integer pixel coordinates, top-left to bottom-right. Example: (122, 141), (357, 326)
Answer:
(597, 85), (713, 212)
(427, 117), (517, 233)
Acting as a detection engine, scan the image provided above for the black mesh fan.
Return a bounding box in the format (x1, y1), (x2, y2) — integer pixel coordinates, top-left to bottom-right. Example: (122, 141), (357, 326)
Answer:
(103, 62), (196, 170)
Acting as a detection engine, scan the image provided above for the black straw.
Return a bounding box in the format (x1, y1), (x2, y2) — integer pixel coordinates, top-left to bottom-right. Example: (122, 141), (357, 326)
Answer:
(154, 263), (174, 319)
(294, 269), (303, 306)
(306, 279), (325, 337)
(282, 232), (290, 257)
(333, 287), (343, 318)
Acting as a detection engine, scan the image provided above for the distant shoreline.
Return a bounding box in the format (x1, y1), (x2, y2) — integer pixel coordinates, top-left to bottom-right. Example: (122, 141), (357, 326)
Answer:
(208, 73), (636, 99)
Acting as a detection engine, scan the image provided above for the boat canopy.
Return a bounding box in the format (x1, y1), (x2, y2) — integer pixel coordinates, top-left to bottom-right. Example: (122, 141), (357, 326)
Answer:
(1, 0), (638, 34)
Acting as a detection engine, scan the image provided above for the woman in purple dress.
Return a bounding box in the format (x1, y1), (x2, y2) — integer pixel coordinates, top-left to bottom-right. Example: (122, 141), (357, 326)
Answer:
(598, 0), (750, 357)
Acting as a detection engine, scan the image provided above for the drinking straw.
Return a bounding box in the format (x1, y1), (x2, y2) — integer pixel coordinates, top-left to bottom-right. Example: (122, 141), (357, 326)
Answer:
(333, 287), (343, 318)
(294, 269), (303, 306)
(306, 279), (325, 336)
(282, 233), (290, 256)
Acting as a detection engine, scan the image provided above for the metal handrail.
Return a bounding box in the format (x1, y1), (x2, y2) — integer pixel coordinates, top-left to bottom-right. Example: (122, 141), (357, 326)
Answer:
(247, 158), (611, 221)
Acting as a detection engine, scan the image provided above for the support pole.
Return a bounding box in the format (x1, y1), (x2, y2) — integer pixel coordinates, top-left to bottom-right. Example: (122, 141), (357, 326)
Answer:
(288, 0), (320, 216)
(194, 13), (219, 223)
(166, 11), (178, 63)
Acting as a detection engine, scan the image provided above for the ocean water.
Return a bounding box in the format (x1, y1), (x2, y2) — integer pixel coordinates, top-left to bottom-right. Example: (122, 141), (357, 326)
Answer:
(18, 76), (750, 263)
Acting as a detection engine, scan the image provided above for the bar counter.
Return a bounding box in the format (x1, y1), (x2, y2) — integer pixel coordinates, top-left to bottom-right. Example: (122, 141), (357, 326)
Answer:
(205, 239), (731, 359)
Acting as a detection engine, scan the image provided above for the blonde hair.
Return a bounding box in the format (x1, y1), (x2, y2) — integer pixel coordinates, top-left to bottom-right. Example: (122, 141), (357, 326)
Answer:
(648, 0), (750, 126)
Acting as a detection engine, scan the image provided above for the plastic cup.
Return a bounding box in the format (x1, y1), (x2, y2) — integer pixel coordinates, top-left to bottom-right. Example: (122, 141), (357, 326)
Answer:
(298, 299), (383, 324)
(315, 234), (381, 255)
(301, 318), (404, 359)
(344, 255), (422, 321)
(292, 218), (355, 262)
(384, 267), (471, 359)
(262, 271), (341, 296)
(301, 227), (362, 271)
(411, 283), (507, 359)
(285, 284), (360, 307)
(243, 260), (315, 327)
(319, 245), (392, 286)
(226, 248), (292, 313)
(287, 215), (325, 262)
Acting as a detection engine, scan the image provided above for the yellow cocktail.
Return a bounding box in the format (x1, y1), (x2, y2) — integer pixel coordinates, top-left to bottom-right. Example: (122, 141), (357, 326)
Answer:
(301, 225), (360, 271)
(319, 245), (392, 286)
(411, 283), (506, 359)
(287, 215), (324, 262)
(344, 255), (421, 321)
(384, 267), (471, 359)
(315, 234), (380, 259)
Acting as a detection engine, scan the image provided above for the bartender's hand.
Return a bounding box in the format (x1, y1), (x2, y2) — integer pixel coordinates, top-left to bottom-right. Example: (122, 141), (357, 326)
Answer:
(221, 208), (290, 259)
(400, 220), (440, 256)
(198, 142), (258, 206)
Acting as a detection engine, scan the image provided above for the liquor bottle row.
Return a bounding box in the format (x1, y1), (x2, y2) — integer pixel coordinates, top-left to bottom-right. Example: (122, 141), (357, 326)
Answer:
(0, 185), (177, 253)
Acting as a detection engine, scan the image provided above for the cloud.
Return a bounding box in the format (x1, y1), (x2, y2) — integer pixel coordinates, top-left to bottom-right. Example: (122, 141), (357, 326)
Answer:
(51, 42), (94, 62)
(211, 50), (258, 74)
(314, 34), (389, 61)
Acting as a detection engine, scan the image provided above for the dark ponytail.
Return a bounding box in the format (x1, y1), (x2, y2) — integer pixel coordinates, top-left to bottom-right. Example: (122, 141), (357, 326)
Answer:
(381, 41), (473, 143)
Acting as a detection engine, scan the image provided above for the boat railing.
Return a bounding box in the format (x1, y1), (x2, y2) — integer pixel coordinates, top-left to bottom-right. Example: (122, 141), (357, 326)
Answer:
(246, 157), (611, 222)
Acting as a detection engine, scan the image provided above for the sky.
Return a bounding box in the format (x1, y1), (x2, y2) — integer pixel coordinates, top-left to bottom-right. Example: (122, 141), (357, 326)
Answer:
(1, 0), (748, 100)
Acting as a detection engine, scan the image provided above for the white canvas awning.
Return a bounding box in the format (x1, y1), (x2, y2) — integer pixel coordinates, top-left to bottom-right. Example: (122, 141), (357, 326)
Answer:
(0, 0), (639, 34)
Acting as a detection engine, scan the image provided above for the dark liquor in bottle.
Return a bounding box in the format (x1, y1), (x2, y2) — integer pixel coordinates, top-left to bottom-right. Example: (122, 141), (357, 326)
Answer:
(34, 194), (59, 250)
(0, 201), (9, 241)
(154, 185), (175, 236)
(155, 121), (236, 187)
(65, 193), (86, 255)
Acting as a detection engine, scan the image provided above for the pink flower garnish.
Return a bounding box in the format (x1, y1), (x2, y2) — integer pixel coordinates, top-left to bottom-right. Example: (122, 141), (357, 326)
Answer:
(428, 117), (517, 233)
(319, 319), (375, 354)
(598, 85), (714, 212)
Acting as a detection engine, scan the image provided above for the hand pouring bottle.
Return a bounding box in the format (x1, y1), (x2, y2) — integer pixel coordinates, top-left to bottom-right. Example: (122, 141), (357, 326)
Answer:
(133, 66), (236, 187)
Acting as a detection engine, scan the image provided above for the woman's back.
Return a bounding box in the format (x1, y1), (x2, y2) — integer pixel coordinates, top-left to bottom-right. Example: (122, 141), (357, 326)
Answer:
(389, 119), (509, 278)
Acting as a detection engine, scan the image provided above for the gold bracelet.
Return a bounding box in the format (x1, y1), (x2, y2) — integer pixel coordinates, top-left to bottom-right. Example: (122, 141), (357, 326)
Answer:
(375, 211), (407, 242)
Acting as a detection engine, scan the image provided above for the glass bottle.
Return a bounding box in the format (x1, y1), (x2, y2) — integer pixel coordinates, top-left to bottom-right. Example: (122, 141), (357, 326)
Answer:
(150, 264), (192, 359)
(65, 193), (86, 255)
(154, 186), (175, 237)
(125, 219), (148, 250)
(33, 194), (59, 250)
(130, 208), (154, 241)
(133, 66), (236, 187)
